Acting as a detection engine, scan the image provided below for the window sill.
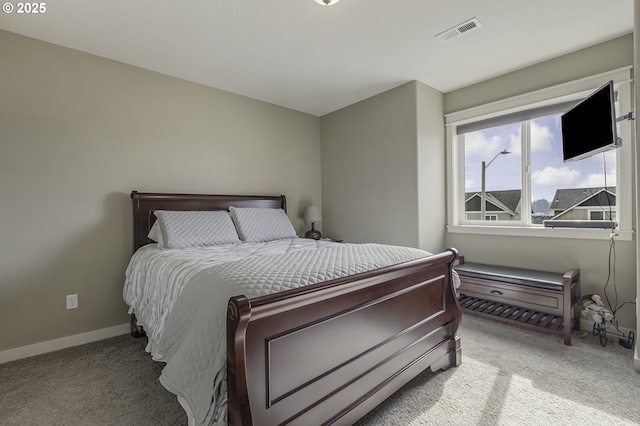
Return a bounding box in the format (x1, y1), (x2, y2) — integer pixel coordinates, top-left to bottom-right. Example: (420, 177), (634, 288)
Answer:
(447, 224), (633, 241)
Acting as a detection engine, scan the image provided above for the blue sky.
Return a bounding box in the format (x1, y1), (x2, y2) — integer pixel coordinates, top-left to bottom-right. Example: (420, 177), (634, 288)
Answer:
(464, 114), (617, 202)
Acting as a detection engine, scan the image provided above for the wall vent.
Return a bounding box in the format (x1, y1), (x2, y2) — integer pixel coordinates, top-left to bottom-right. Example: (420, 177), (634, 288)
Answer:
(436, 18), (482, 42)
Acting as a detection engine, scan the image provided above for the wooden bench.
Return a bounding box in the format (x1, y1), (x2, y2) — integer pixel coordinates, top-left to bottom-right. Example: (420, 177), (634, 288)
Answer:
(454, 258), (581, 345)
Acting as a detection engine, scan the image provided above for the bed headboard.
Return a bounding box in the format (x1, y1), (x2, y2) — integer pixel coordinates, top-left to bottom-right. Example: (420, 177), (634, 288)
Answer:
(130, 191), (287, 252)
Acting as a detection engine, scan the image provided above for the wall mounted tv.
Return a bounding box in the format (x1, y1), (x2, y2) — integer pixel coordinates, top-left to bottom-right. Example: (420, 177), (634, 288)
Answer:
(561, 81), (621, 163)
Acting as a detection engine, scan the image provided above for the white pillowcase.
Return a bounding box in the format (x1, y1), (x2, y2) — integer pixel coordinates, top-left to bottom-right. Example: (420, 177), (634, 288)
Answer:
(147, 220), (164, 245)
(152, 210), (241, 249)
(229, 206), (298, 242)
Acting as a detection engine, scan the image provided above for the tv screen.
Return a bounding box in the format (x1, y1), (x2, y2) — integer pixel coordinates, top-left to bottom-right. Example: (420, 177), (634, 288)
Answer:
(561, 81), (620, 163)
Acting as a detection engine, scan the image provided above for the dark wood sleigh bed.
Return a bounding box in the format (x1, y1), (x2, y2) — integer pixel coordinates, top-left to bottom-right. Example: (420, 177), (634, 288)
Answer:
(130, 191), (462, 426)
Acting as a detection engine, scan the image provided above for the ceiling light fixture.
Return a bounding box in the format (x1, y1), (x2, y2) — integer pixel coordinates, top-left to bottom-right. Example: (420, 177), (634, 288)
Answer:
(314, 0), (341, 5)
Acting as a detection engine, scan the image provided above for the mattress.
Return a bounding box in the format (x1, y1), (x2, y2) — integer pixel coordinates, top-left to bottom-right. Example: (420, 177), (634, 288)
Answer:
(124, 239), (335, 355)
(123, 239), (447, 426)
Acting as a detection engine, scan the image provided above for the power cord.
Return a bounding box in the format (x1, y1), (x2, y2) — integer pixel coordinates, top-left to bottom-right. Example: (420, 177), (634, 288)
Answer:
(603, 233), (618, 314)
(601, 225), (636, 345)
(595, 154), (635, 345)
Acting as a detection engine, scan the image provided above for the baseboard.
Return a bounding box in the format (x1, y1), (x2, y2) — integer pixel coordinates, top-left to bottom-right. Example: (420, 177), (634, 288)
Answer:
(0, 323), (130, 364)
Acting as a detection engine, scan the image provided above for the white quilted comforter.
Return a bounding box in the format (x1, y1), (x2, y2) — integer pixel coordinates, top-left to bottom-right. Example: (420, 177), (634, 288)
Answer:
(124, 239), (444, 426)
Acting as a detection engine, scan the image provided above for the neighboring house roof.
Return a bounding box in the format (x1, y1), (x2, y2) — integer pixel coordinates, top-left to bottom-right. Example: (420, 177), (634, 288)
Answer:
(550, 187), (615, 211)
(465, 187), (616, 221)
(465, 190), (521, 216)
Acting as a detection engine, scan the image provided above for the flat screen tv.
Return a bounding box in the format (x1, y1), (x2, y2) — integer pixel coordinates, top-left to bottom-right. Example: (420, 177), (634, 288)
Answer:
(561, 81), (621, 163)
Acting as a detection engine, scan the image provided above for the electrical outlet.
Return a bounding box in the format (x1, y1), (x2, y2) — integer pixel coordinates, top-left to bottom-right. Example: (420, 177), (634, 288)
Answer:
(66, 294), (78, 310)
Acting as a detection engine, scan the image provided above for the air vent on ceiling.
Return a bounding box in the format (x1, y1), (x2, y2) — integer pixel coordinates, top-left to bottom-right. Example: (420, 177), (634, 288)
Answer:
(436, 17), (482, 42)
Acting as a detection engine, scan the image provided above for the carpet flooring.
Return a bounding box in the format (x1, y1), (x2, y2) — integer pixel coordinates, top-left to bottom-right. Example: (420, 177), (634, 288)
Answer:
(1, 314), (638, 425)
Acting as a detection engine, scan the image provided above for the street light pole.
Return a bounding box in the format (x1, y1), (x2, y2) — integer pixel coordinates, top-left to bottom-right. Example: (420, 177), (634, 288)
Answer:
(481, 160), (487, 221)
(480, 149), (510, 221)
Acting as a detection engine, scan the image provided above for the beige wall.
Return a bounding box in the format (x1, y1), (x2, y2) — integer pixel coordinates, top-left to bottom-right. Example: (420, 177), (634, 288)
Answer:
(633, 0), (640, 371)
(444, 34), (634, 114)
(2, 27), (637, 356)
(416, 82), (446, 252)
(320, 81), (445, 252)
(444, 34), (637, 330)
(0, 30), (321, 352)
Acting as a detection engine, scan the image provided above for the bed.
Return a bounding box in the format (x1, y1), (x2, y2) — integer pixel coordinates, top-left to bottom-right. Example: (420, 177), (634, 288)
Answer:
(125, 191), (462, 426)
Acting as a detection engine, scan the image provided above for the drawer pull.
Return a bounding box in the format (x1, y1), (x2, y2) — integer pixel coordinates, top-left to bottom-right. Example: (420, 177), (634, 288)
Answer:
(491, 290), (504, 296)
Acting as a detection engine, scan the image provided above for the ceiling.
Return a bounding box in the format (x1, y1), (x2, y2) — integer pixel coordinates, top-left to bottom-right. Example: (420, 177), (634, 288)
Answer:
(0, 0), (634, 116)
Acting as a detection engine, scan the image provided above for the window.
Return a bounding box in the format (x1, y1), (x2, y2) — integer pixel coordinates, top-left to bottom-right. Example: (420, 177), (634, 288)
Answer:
(590, 210), (616, 221)
(446, 69), (633, 240)
(461, 113), (617, 225)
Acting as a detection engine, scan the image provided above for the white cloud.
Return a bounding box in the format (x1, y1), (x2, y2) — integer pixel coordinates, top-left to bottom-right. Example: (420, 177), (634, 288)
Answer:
(585, 149), (617, 173)
(464, 131), (504, 159)
(509, 133), (521, 156)
(578, 172), (617, 188)
(465, 178), (476, 189)
(531, 166), (581, 186)
(531, 121), (553, 152)
(508, 122), (553, 156)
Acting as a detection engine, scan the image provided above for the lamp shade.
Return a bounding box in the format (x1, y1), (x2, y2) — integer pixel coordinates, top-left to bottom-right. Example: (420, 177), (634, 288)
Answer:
(314, 0), (341, 5)
(303, 205), (322, 223)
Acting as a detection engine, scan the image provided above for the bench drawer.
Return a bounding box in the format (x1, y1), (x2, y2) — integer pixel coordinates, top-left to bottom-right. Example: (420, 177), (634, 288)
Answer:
(458, 276), (564, 316)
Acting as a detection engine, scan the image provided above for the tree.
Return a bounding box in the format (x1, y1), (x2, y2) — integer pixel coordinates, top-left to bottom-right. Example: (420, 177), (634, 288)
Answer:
(532, 199), (551, 215)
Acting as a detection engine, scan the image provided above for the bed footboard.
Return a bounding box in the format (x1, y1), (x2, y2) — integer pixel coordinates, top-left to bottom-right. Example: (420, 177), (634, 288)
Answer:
(227, 248), (461, 426)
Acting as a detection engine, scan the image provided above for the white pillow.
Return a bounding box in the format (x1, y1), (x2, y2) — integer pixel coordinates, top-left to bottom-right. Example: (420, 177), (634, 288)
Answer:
(147, 220), (163, 245)
(153, 210), (241, 249)
(229, 207), (298, 242)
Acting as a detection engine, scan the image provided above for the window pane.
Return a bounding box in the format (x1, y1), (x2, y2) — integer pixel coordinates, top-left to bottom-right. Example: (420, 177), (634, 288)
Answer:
(589, 210), (616, 220)
(531, 115), (617, 224)
(463, 123), (521, 221)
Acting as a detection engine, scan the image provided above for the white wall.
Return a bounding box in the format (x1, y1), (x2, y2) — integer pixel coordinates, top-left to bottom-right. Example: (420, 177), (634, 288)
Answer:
(0, 30), (322, 352)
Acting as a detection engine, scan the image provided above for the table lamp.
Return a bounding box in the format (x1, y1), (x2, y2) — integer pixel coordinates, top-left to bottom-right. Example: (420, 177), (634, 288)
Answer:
(303, 205), (322, 240)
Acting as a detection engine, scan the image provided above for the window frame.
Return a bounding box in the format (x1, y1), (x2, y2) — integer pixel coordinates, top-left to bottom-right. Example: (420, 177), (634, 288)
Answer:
(445, 68), (633, 241)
